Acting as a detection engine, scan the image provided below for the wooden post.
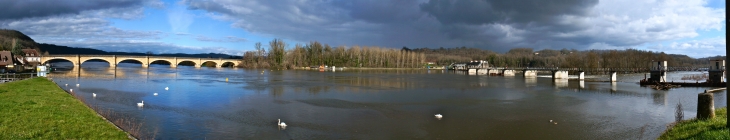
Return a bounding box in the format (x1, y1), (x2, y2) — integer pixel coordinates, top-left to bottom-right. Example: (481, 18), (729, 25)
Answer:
(697, 93), (715, 120)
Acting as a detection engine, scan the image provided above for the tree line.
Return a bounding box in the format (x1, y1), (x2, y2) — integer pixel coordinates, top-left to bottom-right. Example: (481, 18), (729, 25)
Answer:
(240, 39), (426, 69)
(241, 39), (722, 69)
(411, 47), (720, 69)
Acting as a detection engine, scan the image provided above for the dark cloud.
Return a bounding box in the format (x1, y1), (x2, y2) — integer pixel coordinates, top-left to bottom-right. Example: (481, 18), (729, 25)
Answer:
(0, 0), (145, 20)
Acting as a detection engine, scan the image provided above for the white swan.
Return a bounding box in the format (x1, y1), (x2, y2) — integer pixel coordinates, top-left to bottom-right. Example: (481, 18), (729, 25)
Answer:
(65, 84), (68, 86)
(153, 93), (158, 96)
(92, 93), (96, 97)
(69, 89), (73, 92)
(435, 114), (443, 120)
(165, 87), (169, 90)
(76, 84), (79, 87)
(278, 119), (287, 127)
(137, 101), (144, 107)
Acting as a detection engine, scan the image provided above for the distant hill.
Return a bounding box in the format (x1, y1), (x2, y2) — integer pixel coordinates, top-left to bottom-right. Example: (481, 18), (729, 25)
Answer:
(0, 29), (240, 59)
(37, 43), (241, 59)
(0, 29), (39, 51)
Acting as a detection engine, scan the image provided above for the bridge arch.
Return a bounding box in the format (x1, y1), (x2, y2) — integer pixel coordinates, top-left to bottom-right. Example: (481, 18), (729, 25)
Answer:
(42, 55), (240, 68)
(43, 58), (77, 66)
(201, 61), (218, 67)
(116, 58), (147, 67)
(177, 60), (197, 67)
(220, 61), (236, 67)
(149, 59), (172, 66)
(79, 58), (112, 67)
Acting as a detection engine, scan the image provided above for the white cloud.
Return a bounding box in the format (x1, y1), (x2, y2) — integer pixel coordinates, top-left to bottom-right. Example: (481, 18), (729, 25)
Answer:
(167, 3), (194, 33)
(647, 37), (726, 58)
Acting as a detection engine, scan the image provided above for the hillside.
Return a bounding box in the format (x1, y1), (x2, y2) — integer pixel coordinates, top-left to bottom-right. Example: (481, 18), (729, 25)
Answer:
(0, 29), (39, 51)
(0, 29), (239, 59)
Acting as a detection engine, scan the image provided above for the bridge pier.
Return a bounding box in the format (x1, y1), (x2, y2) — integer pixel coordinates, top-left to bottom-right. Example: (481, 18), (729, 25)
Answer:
(610, 71), (617, 82)
(649, 61), (667, 83)
(708, 59), (724, 83)
(486, 69), (498, 75)
(578, 71), (585, 80)
(109, 64), (116, 68)
(552, 70), (568, 79)
(502, 69), (515, 76)
(523, 70), (537, 77)
(477, 69), (487, 75)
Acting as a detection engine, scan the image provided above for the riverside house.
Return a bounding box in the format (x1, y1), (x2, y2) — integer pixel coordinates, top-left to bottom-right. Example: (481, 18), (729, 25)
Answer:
(22, 49), (40, 69)
(0, 51), (12, 72)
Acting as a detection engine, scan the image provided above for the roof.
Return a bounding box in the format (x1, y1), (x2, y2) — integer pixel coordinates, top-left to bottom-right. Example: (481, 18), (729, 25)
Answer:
(22, 49), (39, 56)
(0, 51), (11, 66)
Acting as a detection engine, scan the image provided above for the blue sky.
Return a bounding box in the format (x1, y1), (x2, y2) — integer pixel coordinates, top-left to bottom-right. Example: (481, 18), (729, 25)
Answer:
(0, 0), (725, 58)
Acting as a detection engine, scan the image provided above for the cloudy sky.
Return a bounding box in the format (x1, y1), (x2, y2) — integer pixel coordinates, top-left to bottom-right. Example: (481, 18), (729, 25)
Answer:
(0, 0), (725, 58)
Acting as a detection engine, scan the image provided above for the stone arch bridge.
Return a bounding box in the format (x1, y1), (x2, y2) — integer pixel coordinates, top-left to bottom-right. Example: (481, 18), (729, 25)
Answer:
(41, 55), (241, 68)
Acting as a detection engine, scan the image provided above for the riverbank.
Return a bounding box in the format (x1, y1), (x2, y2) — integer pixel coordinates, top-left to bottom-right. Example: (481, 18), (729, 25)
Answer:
(659, 107), (728, 139)
(0, 77), (129, 139)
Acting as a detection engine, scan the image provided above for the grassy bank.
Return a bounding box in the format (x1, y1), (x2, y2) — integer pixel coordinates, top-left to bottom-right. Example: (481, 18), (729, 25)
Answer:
(659, 107), (728, 139)
(0, 78), (128, 139)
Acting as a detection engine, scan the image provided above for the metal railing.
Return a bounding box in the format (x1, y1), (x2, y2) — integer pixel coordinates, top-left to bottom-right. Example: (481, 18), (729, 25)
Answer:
(0, 73), (38, 83)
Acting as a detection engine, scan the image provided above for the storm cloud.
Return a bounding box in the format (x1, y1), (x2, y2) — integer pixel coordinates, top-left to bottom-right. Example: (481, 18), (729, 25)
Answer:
(0, 0), (147, 20)
(185, 0), (725, 55)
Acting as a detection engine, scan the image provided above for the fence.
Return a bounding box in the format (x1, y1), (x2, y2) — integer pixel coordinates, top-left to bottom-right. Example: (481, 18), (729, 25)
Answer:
(0, 73), (38, 83)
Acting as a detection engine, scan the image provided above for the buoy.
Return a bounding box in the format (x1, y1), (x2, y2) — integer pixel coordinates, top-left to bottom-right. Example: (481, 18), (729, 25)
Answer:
(226, 78), (228, 82)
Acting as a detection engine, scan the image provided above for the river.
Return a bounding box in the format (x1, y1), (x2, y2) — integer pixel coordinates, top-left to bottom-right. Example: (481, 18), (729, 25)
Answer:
(47, 61), (727, 139)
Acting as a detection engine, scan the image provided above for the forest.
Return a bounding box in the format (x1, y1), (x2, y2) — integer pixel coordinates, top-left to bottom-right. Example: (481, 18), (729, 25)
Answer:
(242, 39), (723, 69)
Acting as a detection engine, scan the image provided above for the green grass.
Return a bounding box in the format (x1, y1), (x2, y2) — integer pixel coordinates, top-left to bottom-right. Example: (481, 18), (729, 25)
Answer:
(659, 107), (729, 140)
(0, 78), (129, 139)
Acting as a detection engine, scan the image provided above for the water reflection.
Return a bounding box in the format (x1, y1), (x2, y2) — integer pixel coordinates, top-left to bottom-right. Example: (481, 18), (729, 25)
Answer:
(525, 77), (536, 87)
(580, 80), (585, 89)
(553, 79), (568, 88)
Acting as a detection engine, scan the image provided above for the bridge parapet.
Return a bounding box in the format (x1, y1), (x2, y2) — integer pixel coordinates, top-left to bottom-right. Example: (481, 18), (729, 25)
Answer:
(79, 55), (115, 57)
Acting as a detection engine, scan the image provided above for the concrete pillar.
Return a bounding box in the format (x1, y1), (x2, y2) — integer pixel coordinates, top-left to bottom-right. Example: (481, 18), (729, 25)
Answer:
(610, 71), (617, 82)
(502, 70), (515, 76)
(578, 71), (585, 80)
(196, 58), (202, 68)
(489, 69), (501, 75)
(697, 93), (715, 120)
(75, 54), (80, 67)
(523, 70), (537, 77)
(172, 57), (178, 68)
(552, 70), (568, 79)
(477, 69), (487, 75)
(111, 55), (117, 68)
(143, 56), (149, 68)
